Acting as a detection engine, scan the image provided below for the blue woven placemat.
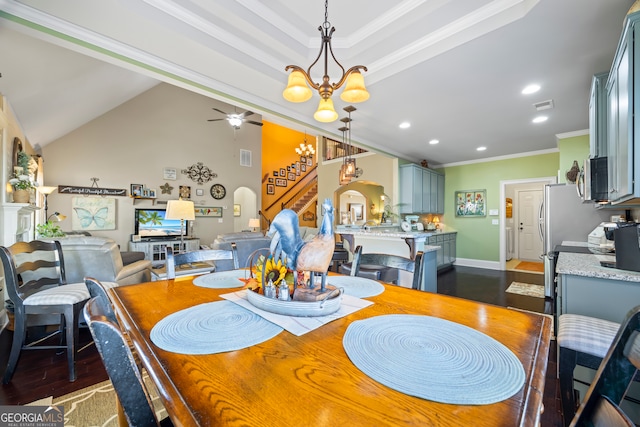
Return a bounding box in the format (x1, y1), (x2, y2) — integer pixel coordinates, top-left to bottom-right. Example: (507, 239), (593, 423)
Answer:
(192, 270), (248, 289)
(150, 301), (282, 354)
(343, 314), (525, 405)
(326, 276), (385, 298)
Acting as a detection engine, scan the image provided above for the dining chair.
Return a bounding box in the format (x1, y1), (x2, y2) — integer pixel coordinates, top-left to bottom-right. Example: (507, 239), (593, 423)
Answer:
(165, 244), (238, 279)
(557, 313), (621, 426)
(0, 240), (90, 383)
(83, 297), (173, 427)
(569, 305), (640, 427)
(85, 277), (119, 323)
(342, 245), (424, 290)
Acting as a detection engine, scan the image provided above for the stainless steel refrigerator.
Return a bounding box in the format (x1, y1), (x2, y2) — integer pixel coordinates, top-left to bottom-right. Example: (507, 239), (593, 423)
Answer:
(541, 184), (621, 297)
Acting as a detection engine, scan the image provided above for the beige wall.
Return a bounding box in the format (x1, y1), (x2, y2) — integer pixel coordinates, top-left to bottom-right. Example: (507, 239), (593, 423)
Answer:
(41, 83), (263, 248)
(317, 152), (398, 220)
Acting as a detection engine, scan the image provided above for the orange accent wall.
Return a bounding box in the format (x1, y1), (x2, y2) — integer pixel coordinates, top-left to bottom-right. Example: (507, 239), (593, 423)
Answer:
(261, 121), (317, 225)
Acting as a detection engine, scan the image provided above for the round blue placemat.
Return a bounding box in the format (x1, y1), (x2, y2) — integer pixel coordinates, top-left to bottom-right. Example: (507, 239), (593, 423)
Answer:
(150, 301), (282, 354)
(343, 314), (525, 405)
(327, 276), (384, 298)
(192, 270), (248, 289)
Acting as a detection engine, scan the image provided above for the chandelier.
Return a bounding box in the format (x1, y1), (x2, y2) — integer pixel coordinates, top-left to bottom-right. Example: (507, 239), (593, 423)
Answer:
(338, 106), (362, 185)
(282, 0), (370, 123)
(295, 132), (316, 157)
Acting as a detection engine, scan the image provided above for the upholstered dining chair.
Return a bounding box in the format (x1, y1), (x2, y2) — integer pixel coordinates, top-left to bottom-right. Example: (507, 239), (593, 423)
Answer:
(569, 305), (640, 427)
(165, 244), (239, 279)
(0, 240), (90, 383)
(557, 313), (621, 426)
(84, 297), (173, 427)
(343, 245), (424, 290)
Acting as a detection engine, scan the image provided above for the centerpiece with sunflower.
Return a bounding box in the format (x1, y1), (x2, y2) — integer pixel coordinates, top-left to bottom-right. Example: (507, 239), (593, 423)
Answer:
(243, 253), (295, 296)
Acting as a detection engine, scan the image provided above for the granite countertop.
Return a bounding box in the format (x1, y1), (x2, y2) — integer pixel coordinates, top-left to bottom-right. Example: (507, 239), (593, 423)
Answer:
(557, 252), (640, 283)
(337, 227), (456, 239)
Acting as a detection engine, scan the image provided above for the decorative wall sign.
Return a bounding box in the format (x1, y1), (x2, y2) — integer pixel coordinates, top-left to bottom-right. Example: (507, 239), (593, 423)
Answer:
(455, 190), (486, 217)
(59, 185), (127, 196)
(181, 162), (217, 185)
(163, 167), (177, 180)
(195, 206), (223, 217)
(72, 196), (116, 230)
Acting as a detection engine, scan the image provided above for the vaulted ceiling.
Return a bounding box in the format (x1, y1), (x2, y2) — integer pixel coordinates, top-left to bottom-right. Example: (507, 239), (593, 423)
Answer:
(0, 0), (634, 165)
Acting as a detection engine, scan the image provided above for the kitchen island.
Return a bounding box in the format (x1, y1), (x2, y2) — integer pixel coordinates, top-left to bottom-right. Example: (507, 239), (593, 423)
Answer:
(556, 251), (640, 323)
(338, 226), (453, 293)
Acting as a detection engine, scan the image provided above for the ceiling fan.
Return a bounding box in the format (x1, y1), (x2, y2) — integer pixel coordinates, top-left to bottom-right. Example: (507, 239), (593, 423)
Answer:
(207, 108), (263, 129)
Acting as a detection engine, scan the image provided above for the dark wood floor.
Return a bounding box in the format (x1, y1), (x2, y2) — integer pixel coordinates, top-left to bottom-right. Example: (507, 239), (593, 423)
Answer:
(0, 265), (562, 425)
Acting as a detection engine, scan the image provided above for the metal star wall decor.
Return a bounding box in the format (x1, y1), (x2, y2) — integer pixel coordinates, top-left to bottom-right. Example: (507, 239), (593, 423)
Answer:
(160, 182), (174, 194)
(181, 162), (217, 185)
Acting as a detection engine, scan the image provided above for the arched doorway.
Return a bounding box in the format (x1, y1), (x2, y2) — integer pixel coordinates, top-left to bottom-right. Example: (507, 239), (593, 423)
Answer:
(233, 187), (257, 232)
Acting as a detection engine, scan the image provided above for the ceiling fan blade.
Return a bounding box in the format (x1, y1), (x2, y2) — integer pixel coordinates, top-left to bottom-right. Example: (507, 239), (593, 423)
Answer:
(207, 118), (225, 122)
(239, 111), (254, 118)
(212, 108), (228, 115)
(246, 121), (263, 126)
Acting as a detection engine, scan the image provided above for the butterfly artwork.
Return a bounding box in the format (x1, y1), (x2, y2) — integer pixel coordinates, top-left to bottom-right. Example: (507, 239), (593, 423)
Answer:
(71, 197), (116, 230)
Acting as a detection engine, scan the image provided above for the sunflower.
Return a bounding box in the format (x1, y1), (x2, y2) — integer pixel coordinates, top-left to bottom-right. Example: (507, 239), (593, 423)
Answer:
(254, 256), (288, 287)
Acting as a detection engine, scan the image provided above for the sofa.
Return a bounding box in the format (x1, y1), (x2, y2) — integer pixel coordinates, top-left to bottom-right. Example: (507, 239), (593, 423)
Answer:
(211, 228), (319, 271)
(52, 236), (152, 285)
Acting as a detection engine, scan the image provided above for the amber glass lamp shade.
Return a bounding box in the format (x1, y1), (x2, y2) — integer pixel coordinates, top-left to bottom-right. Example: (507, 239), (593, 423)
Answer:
(314, 97), (339, 122)
(283, 70), (313, 102)
(340, 70), (370, 103)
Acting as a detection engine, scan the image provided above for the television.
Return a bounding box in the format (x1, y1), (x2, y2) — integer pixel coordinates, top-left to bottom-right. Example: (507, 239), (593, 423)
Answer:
(134, 208), (189, 240)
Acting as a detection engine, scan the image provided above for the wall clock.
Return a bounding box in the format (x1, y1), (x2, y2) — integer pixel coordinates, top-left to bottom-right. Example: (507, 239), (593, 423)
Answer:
(210, 184), (226, 199)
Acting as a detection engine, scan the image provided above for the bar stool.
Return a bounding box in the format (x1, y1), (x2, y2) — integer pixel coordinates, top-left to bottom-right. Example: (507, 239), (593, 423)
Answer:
(331, 246), (349, 272)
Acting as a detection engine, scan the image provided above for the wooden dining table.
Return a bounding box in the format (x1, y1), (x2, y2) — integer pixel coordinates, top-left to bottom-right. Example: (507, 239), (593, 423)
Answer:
(110, 273), (552, 427)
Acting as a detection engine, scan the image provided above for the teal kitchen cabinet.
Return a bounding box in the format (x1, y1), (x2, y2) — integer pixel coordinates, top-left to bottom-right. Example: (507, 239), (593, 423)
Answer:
(606, 11), (640, 204)
(589, 72), (608, 158)
(399, 164), (445, 214)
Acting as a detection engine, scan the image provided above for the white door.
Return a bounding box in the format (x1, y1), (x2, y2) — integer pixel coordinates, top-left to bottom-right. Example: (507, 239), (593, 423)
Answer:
(517, 190), (543, 261)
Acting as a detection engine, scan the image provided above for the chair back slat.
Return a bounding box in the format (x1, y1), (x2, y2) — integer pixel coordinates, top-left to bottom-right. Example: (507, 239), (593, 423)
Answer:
(165, 243), (238, 279)
(85, 277), (117, 324)
(350, 245), (424, 290)
(571, 306), (640, 426)
(84, 298), (161, 427)
(0, 240), (67, 305)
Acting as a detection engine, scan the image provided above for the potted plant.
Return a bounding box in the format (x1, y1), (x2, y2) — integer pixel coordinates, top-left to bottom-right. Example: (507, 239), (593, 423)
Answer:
(36, 221), (66, 238)
(8, 174), (37, 203)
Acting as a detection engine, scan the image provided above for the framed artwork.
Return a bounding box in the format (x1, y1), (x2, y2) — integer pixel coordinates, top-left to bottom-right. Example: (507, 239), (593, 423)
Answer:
(233, 204), (241, 216)
(288, 172), (295, 181)
(72, 196), (116, 231)
(195, 206), (223, 217)
(195, 188), (204, 196)
(179, 185), (191, 199)
(148, 189), (156, 198)
(267, 184), (275, 194)
(163, 167), (177, 180)
(301, 164), (306, 172)
(306, 158), (313, 166)
(275, 178), (287, 187)
(130, 184), (143, 197)
(296, 167), (300, 176)
(300, 156), (307, 163)
(268, 177), (274, 183)
(295, 161), (300, 170)
(273, 170), (279, 177)
(287, 166), (291, 171)
(455, 190), (486, 217)
(279, 168), (286, 177)
(348, 203), (363, 221)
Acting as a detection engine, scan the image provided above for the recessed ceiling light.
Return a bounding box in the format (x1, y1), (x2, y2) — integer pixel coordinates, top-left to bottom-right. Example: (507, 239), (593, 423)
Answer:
(522, 84), (541, 95)
(429, 139), (439, 145)
(477, 146), (487, 151)
(399, 122), (411, 129)
(532, 115), (548, 123)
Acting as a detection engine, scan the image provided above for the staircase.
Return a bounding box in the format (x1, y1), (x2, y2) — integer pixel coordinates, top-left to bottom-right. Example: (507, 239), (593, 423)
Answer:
(262, 167), (318, 228)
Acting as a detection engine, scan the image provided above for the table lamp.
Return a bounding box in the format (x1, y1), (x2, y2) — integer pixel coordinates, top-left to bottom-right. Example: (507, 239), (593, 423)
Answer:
(165, 198), (195, 252)
(248, 218), (260, 232)
(38, 186), (57, 220)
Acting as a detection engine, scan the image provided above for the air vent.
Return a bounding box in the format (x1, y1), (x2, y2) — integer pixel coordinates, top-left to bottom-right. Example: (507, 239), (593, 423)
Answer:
(240, 149), (252, 167)
(533, 99), (554, 111)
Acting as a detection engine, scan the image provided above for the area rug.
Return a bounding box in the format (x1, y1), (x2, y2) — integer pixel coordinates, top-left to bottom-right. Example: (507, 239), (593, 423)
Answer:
(51, 374), (166, 426)
(514, 261), (544, 273)
(506, 282), (545, 299)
